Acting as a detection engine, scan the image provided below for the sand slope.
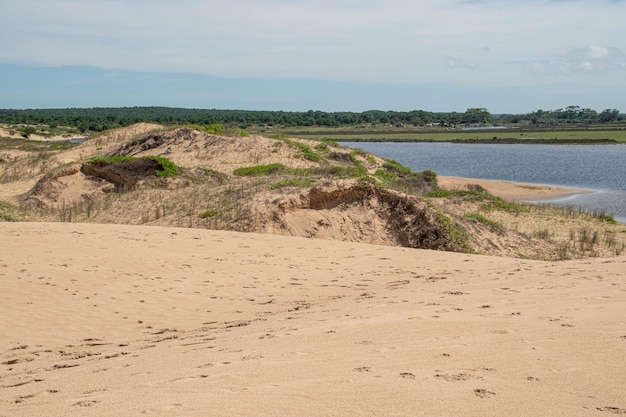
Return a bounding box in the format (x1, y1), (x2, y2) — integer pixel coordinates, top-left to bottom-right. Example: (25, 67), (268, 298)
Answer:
(1, 222), (625, 416)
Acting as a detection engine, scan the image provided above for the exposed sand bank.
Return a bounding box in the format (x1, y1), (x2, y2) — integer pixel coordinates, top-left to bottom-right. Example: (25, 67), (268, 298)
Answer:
(439, 176), (593, 202)
(1, 222), (624, 416)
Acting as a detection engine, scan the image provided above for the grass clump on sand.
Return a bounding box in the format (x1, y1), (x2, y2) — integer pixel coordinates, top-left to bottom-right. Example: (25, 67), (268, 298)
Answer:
(0, 136), (80, 152)
(375, 159), (438, 194)
(428, 188), (527, 213)
(188, 123), (249, 137)
(276, 137), (324, 162)
(435, 211), (473, 253)
(233, 163), (287, 177)
(463, 212), (503, 231)
(233, 163), (368, 181)
(270, 178), (315, 189)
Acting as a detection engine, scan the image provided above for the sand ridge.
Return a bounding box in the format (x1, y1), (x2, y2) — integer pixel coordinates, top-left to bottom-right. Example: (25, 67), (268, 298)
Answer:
(438, 176), (593, 201)
(1, 222), (625, 416)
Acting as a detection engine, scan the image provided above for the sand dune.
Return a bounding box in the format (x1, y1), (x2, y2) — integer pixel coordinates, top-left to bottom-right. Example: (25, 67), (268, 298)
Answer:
(1, 222), (625, 416)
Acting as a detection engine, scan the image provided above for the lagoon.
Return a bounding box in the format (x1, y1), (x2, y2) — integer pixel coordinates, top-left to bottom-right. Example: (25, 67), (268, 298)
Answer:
(339, 142), (626, 223)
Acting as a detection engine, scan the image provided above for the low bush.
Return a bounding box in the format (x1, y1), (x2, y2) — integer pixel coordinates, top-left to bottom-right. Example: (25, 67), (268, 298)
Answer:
(233, 163), (287, 176)
(270, 178), (315, 189)
(464, 212), (503, 231)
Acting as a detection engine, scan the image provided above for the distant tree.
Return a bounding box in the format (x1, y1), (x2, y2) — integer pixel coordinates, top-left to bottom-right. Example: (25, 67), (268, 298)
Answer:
(579, 108), (598, 123)
(19, 126), (37, 138)
(598, 109), (620, 123)
(462, 108), (491, 124)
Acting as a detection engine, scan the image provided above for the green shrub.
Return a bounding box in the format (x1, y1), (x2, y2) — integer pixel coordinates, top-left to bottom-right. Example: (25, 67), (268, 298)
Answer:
(422, 170), (437, 185)
(436, 212), (473, 253)
(277, 138), (324, 162)
(233, 163), (287, 176)
(463, 213), (503, 231)
(226, 127), (250, 137)
(270, 178), (315, 189)
(203, 124), (226, 135)
(313, 142), (328, 151)
(325, 165), (368, 178)
(87, 156), (135, 164)
(320, 139), (339, 147)
(199, 210), (218, 218)
(383, 159), (412, 176)
(374, 169), (397, 182)
(143, 155), (178, 177)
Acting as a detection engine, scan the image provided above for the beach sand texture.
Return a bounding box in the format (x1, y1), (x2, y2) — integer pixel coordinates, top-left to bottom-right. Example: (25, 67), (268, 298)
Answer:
(1, 222), (625, 416)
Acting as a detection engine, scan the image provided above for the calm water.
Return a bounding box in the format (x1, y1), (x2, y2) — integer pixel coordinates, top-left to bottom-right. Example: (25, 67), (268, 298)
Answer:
(339, 142), (626, 223)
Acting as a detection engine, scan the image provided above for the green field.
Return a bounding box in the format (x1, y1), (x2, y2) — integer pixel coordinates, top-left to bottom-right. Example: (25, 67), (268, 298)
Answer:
(278, 125), (626, 144)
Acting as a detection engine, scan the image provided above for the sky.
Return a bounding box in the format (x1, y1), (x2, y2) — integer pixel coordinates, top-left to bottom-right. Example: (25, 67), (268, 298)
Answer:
(1, 0), (625, 113)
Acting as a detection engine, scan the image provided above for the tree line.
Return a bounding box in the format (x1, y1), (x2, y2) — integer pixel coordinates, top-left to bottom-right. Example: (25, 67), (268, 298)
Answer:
(0, 106), (622, 133)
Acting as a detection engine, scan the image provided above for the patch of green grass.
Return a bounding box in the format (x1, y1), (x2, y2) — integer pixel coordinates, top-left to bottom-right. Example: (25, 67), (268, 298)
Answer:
(233, 163), (287, 176)
(463, 213), (503, 231)
(599, 214), (618, 225)
(187, 124), (249, 137)
(191, 124), (226, 135)
(427, 188), (527, 213)
(482, 196), (527, 213)
(0, 137), (80, 152)
(286, 127), (626, 144)
(0, 200), (17, 222)
(199, 210), (218, 218)
(322, 165), (368, 179)
(276, 137), (324, 162)
(436, 212), (473, 253)
(374, 169), (397, 182)
(532, 228), (552, 240)
(87, 156), (135, 164)
(383, 159), (412, 176)
(143, 155), (178, 177)
(267, 134), (286, 140)
(313, 142), (328, 151)
(270, 178), (315, 189)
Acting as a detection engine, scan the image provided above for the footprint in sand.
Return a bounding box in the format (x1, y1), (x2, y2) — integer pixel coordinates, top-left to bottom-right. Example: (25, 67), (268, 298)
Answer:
(474, 389), (496, 398)
(73, 400), (101, 407)
(434, 372), (478, 382)
(171, 375), (209, 384)
(596, 407), (626, 414)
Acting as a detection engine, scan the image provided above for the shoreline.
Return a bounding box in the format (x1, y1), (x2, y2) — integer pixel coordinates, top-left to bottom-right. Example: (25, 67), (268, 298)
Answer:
(438, 176), (593, 202)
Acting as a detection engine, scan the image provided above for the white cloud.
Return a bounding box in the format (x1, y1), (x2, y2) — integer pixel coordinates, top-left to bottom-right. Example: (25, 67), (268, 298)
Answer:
(444, 56), (476, 70)
(0, 0), (625, 88)
(518, 45), (626, 77)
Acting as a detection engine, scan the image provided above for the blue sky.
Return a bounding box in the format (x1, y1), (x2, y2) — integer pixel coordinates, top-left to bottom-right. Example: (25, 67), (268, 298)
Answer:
(1, 0), (625, 113)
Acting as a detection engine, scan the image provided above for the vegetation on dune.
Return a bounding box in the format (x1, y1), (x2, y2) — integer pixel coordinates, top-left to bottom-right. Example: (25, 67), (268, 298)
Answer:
(1, 124), (623, 260)
(0, 136), (80, 152)
(463, 212), (503, 232)
(86, 155), (179, 178)
(233, 163), (287, 177)
(270, 178), (315, 189)
(427, 188), (528, 213)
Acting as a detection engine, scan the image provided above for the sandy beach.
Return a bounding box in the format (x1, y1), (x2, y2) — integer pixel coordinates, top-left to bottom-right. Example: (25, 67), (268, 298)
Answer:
(1, 125), (625, 415)
(1, 222), (625, 416)
(438, 176), (593, 202)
